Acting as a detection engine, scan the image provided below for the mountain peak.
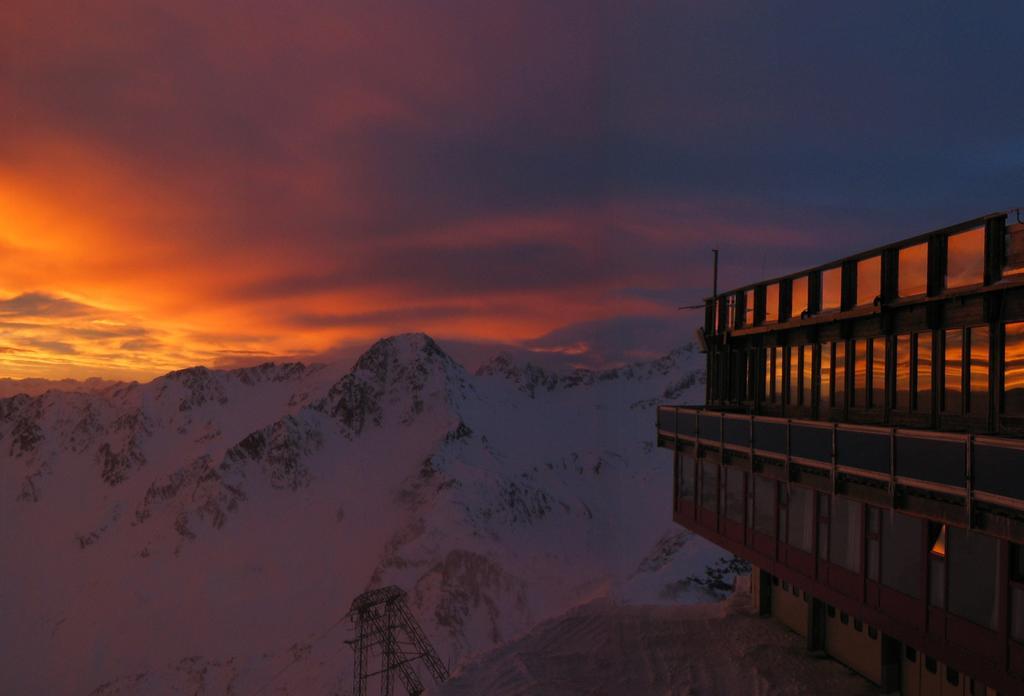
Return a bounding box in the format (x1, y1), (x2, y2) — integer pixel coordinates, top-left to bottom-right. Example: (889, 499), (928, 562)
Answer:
(317, 333), (473, 434)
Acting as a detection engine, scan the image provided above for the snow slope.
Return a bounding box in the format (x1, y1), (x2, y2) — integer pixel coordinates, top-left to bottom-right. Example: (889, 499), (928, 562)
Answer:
(0, 333), (727, 695)
(436, 590), (876, 696)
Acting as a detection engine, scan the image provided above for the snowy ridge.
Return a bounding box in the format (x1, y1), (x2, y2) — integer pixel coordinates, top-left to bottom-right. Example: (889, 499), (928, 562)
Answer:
(0, 333), (729, 695)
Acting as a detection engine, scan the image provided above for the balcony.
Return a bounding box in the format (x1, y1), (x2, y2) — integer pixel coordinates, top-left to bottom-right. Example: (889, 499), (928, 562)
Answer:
(657, 405), (1024, 542)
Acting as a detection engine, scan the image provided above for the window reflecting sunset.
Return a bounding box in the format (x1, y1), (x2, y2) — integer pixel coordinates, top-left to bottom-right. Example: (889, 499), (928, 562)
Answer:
(1004, 322), (1024, 413)
(853, 338), (867, 407)
(791, 276), (808, 319)
(895, 334), (911, 409)
(820, 342), (832, 407)
(969, 326), (990, 416)
(944, 329), (963, 413)
(835, 341), (846, 407)
(899, 243), (928, 297)
(856, 256), (881, 306)
(821, 267), (842, 312)
(765, 284), (779, 323)
(946, 227), (985, 289)
(872, 337), (886, 408)
(917, 331), (933, 411)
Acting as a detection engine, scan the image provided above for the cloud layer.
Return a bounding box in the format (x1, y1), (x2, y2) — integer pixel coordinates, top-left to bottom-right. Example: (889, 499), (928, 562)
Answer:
(2, 2), (1022, 378)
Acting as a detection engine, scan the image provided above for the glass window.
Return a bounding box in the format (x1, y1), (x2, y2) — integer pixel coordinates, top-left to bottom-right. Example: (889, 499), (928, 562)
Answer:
(1012, 585), (1024, 644)
(895, 334), (911, 409)
(946, 226), (985, 289)
(881, 510), (923, 599)
(765, 348), (773, 402)
(872, 337), (886, 408)
(775, 346), (784, 403)
(728, 295), (737, 328)
(866, 507), (880, 581)
(789, 347), (799, 405)
(834, 341), (846, 407)
(948, 527), (1000, 630)
(969, 326), (990, 416)
(765, 283), (779, 323)
(820, 342), (832, 407)
(899, 243), (929, 298)
(821, 266), (842, 312)
(725, 468), (745, 523)
(700, 460), (718, 512)
(678, 454), (696, 500)
(928, 523), (946, 609)
(817, 493), (830, 561)
(802, 345), (813, 406)
(1005, 223), (1024, 278)
(754, 476), (775, 536)
(1004, 322), (1024, 414)
(743, 289), (755, 327)
(856, 256), (881, 306)
(944, 329), (963, 414)
(853, 338), (868, 407)
(787, 486), (814, 553)
(917, 332), (933, 412)
(791, 276), (808, 318)
(830, 497), (862, 572)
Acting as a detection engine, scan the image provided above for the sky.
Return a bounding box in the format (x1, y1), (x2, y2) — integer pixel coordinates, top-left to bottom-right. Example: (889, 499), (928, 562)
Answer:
(1, 1), (1023, 380)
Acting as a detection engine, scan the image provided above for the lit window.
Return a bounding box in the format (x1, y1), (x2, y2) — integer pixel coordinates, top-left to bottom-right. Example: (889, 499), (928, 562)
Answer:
(765, 284), (779, 323)
(856, 256), (881, 306)
(743, 288), (754, 327)
(1004, 322), (1024, 414)
(929, 524), (947, 557)
(791, 276), (808, 318)
(765, 348), (773, 402)
(821, 266), (842, 312)
(899, 243), (929, 297)
(946, 227), (985, 289)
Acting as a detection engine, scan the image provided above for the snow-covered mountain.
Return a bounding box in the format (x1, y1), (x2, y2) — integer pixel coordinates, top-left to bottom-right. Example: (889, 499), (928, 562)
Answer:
(0, 333), (726, 695)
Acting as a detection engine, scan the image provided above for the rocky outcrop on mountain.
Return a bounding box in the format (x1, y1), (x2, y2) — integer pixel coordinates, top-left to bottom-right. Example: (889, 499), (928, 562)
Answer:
(317, 333), (475, 434)
(477, 343), (701, 396)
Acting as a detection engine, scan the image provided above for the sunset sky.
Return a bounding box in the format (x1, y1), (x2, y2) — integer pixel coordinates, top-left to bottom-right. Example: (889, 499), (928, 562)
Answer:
(2, 2), (1023, 380)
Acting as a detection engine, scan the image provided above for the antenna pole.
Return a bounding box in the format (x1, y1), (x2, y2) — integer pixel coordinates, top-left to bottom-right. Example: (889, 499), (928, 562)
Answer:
(712, 248), (719, 303)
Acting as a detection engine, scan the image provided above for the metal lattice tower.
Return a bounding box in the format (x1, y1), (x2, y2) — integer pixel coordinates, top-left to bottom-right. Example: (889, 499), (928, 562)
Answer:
(347, 586), (450, 696)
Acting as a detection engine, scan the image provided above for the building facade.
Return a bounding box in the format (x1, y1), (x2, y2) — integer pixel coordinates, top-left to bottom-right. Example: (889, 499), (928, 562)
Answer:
(657, 211), (1024, 694)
